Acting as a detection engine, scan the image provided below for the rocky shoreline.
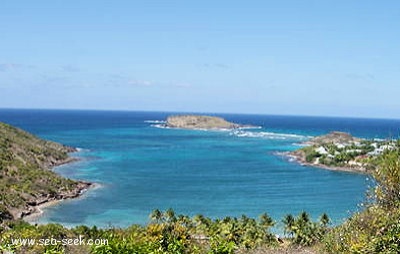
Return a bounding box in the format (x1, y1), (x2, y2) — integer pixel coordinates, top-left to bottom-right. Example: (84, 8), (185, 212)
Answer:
(22, 182), (99, 223)
(164, 115), (253, 130)
(20, 181), (93, 220)
(14, 156), (94, 220)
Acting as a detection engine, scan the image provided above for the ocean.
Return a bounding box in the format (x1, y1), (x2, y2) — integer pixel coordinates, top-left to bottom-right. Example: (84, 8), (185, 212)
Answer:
(1, 109), (400, 230)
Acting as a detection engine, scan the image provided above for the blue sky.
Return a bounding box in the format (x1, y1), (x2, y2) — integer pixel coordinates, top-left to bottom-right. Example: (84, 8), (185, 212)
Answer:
(0, 1), (399, 118)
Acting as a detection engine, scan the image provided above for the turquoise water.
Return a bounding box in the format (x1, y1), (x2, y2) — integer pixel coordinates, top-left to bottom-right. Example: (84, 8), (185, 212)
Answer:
(2, 110), (399, 229)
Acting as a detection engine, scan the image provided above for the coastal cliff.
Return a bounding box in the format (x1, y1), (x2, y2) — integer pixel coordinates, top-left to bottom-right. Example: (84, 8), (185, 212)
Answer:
(287, 131), (397, 173)
(0, 122), (91, 222)
(165, 115), (244, 129)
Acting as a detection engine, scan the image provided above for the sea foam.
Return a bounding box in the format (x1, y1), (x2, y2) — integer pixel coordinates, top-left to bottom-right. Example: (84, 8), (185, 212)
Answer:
(144, 120), (166, 124)
(148, 121), (310, 140)
(230, 130), (311, 140)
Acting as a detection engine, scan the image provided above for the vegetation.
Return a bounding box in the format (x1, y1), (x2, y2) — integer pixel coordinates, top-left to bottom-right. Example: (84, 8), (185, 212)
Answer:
(323, 148), (400, 253)
(282, 212), (330, 246)
(0, 122), (87, 221)
(1, 208), (333, 254)
(165, 115), (246, 129)
(374, 148), (400, 208)
(294, 133), (397, 172)
(1, 124), (400, 253)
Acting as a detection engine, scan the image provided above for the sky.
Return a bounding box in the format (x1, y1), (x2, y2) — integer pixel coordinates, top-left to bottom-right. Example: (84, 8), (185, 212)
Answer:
(0, 0), (399, 118)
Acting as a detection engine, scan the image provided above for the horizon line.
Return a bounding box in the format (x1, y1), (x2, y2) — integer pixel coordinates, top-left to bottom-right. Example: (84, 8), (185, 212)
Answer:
(1, 107), (400, 121)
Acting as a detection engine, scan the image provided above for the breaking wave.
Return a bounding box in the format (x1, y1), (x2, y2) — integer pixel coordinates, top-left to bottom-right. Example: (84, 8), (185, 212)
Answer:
(147, 121), (311, 141)
(230, 130), (312, 140)
(151, 124), (169, 129)
(144, 120), (166, 124)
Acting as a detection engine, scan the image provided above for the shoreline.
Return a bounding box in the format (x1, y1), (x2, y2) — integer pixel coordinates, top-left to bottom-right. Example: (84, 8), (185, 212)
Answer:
(22, 182), (101, 223)
(154, 125), (260, 132)
(19, 153), (97, 222)
(278, 151), (369, 174)
(163, 115), (256, 130)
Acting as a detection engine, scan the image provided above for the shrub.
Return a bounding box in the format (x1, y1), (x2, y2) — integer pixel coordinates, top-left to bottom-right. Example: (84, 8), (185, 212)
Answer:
(373, 149), (400, 208)
(324, 149), (400, 253)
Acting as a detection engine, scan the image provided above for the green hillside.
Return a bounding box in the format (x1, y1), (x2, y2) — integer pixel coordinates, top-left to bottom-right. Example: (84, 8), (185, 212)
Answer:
(0, 122), (90, 222)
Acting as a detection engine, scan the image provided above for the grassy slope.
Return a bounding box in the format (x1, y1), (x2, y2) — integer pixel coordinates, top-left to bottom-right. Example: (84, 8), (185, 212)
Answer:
(0, 122), (85, 220)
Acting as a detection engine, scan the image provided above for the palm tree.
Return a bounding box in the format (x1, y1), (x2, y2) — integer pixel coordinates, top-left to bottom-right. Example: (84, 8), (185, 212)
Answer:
(165, 208), (176, 223)
(282, 214), (295, 236)
(299, 211), (310, 224)
(259, 213), (274, 229)
(149, 209), (163, 223)
(177, 214), (192, 229)
(319, 213), (330, 227)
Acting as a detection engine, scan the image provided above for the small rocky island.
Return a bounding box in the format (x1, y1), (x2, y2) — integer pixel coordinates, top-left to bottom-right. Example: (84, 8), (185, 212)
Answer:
(0, 122), (91, 222)
(165, 115), (248, 130)
(288, 131), (398, 173)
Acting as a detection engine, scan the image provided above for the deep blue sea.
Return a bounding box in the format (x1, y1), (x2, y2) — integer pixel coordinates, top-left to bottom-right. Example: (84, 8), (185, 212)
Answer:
(1, 109), (400, 230)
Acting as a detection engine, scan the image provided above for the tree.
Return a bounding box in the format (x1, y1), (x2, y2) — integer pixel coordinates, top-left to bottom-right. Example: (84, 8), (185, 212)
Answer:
(282, 214), (295, 236)
(373, 149), (400, 208)
(319, 213), (330, 227)
(165, 208), (177, 223)
(259, 213), (274, 232)
(149, 209), (163, 223)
